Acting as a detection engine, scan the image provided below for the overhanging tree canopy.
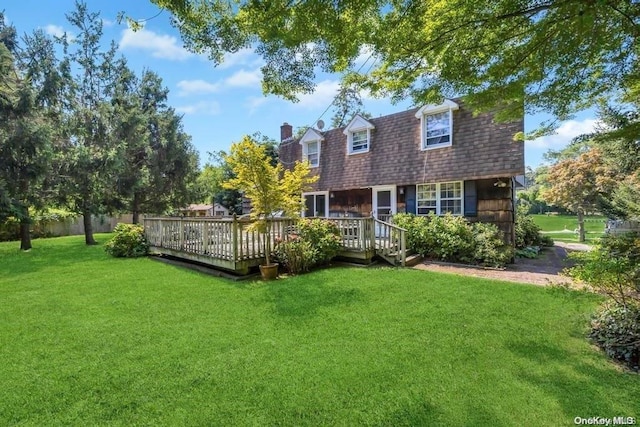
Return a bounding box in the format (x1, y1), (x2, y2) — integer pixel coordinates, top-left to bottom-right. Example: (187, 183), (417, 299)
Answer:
(151, 0), (639, 124)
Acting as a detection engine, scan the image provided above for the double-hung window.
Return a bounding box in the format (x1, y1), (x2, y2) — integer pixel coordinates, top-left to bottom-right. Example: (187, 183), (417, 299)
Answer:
(416, 181), (463, 215)
(299, 128), (324, 168)
(306, 141), (319, 167)
(424, 111), (451, 148)
(351, 130), (369, 153)
(343, 115), (375, 155)
(415, 100), (459, 150)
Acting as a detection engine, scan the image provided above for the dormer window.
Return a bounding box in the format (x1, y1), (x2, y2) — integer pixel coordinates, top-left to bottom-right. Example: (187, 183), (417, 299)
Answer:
(415, 100), (459, 150)
(299, 128), (324, 168)
(306, 141), (319, 166)
(343, 115), (375, 155)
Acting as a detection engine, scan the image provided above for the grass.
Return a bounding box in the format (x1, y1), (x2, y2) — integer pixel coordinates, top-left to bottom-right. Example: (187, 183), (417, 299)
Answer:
(531, 214), (606, 244)
(1, 235), (638, 426)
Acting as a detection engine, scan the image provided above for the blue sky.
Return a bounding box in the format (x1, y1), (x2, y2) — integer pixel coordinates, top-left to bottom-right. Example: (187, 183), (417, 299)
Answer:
(5, 0), (598, 169)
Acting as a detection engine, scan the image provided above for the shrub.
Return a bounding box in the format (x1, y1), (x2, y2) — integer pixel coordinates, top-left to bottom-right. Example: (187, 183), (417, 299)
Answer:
(472, 222), (514, 267)
(589, 302), (640, 372)
(567, 233), (640, 371)
(273, 235), (315, 275)
(273, 218), (342, 275)
(393, 213), (512, 267)
(105, 223), (149, 258)
(296, 218), (342, 265)
(430, 214), (475, 263)
(393, 213), (435, 258)
(515, 213), (544, 249)
(567, 233), (640, 307)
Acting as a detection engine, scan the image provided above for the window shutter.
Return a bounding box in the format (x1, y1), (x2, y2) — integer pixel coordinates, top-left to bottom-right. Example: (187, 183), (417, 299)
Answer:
(464, 180), (477, 217)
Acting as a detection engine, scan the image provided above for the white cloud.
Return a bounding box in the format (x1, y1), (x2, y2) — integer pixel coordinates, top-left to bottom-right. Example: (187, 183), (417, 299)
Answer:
(175, 101), (221, 115)
(177, 79), (220, 96)
(527, 118), (600, 149)
(119, 28), (192, 61)
(296, 79), (341, 109)
(225, 69), (262, 88)
(43, 25), (74, 40)
(246, 96), (269, 114)
(102, 18), (115, 28)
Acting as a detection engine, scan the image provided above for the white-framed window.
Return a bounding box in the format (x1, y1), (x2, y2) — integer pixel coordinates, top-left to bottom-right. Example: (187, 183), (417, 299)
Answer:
(425, 111), (451, 148)
(299, 128), (324, 168)
(343, 115), (375, 155)
(306, 141), (319, 167)
(416, 181), (463, 215)
(350, 129), (369, 153)
(303, 192), (328, 217)
(415, 100), (459, 151)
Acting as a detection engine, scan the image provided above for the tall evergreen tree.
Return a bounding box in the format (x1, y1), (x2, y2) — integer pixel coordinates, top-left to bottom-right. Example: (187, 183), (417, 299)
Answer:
(0, 20), (53, 250)
(57, 2), (123, 244)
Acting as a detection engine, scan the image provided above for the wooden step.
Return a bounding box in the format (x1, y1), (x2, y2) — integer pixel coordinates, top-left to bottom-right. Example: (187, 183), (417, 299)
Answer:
(405, 254), (424, 267)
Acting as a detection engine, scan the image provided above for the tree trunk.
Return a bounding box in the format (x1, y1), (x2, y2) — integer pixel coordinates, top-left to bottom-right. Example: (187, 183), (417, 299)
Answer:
(83, 210), (96, 245)
(19, 218), (32, 251)
(577, 209), (586, 243)
(132, 192), (140, 224)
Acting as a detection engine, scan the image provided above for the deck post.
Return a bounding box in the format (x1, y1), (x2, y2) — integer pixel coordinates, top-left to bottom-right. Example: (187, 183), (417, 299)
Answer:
(232, 214), (239, 262)
(159, 218), (163, 247)
(179, 217), (184, 251)
(202, 220), (209, 255)
(368, 215), (376, 250)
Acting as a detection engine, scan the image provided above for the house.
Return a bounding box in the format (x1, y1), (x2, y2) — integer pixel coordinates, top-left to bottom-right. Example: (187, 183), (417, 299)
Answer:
(180, 203), (230, 217)
(278, 99), (524, 245)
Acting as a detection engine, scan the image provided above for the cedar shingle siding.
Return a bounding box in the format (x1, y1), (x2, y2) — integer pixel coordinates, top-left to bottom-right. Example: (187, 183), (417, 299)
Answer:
(279, 103), (524, 190)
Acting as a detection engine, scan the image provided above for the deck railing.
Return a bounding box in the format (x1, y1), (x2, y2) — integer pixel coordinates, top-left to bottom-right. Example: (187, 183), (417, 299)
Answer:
(143, 216), (406, 269)
(373, 218), (407, 266)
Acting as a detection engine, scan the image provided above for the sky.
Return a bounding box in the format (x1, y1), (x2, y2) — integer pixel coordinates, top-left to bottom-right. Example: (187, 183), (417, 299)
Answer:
(4, 0), (599, 169)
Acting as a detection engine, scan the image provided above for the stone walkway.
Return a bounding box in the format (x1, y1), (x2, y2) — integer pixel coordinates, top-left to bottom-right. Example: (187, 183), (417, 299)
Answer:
(413, 242), (589, 286)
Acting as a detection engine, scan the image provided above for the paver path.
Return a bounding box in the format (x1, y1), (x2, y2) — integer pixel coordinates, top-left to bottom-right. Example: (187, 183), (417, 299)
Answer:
(413, 242), (589, 287)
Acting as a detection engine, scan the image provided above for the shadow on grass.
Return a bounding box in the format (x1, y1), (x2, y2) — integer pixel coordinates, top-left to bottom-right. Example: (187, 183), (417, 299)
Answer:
(509, 339), (638, 420)
(0, 235), (112, 277)
(381, 400), (445, 426)
(264, 278), (364, 319)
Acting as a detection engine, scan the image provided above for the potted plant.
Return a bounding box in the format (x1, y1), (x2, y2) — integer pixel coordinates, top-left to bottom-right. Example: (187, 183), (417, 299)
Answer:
(223, 136), (317, 279)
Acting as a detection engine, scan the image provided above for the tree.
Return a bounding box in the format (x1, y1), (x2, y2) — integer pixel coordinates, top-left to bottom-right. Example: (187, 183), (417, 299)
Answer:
(222, 136), (317, 265)
(57, 2), (123, 244)
(330, 83), (370, 129)
(151, 0), (639, 128)
(542, 149), (617, 242)
(0, 20), (53, 251)
(109, 67), (200, 223)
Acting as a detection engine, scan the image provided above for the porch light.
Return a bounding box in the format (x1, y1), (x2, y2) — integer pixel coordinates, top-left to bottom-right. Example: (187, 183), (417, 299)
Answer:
(399, 187), (404, 195)
(330, 192), (335, 198)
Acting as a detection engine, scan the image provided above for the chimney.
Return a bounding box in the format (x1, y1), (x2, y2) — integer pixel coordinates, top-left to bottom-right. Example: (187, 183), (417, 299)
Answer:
(280, 122), (293, 142)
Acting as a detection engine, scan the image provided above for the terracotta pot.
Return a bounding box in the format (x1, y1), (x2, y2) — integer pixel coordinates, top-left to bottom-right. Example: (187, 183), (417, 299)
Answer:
(259, 263), (279, 280)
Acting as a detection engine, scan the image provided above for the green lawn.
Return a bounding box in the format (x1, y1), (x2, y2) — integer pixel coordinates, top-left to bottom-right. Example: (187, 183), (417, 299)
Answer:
(531, 214), (607, 244)
(1, 235), (638, 426)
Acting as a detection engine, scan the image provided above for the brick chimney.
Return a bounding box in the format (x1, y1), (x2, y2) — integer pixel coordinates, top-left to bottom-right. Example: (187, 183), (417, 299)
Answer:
(280, 122), (293, 142)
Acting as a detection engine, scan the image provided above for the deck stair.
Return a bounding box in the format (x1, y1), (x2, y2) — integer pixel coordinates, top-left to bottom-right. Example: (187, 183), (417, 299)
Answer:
(373, 218), (408, 266)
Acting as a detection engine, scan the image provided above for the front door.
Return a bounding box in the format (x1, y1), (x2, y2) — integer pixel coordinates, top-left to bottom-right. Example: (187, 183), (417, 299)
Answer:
(372, 186), (396, 237)
(372, 186), (396, 222)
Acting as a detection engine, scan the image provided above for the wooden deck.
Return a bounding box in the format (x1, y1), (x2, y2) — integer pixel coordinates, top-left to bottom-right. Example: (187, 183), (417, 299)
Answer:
(143, 216), (406, 275)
